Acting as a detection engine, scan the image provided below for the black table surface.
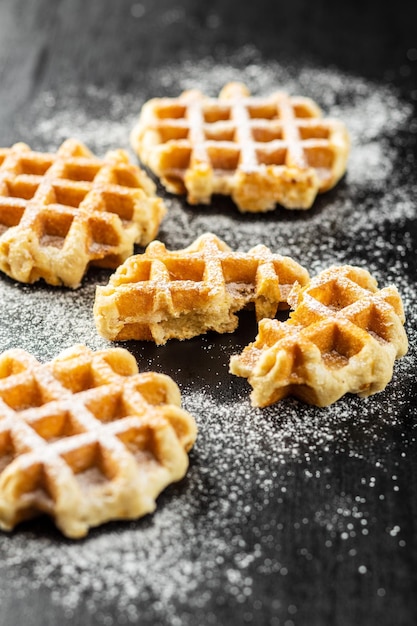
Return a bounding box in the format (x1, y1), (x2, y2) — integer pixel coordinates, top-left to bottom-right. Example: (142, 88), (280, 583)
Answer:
(0, 1), (417, 625)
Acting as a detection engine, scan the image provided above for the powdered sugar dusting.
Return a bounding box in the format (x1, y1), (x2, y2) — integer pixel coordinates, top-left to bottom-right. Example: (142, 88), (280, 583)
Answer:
(0, 49), (416, 624)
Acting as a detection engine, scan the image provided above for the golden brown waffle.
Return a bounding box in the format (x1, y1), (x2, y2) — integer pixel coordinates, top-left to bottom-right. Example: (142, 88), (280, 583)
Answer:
(0, 344), (197, 538)
(0, 139), (167, 288)
(93, 233), (310, 344)
(131, 82), (350, 212)
(230, 266), (408, 407)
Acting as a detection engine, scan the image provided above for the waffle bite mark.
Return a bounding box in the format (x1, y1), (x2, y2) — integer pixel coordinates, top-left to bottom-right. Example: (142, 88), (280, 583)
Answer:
(93, 233), (310, 344)
(0, 345), (197, 538)
(0, 139), (166, 288)
(131, 81), (349, 212)
(230, 266), (408, 407)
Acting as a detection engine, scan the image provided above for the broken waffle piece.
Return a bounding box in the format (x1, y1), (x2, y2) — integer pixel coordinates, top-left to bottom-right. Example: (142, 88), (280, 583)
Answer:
(131, 81), (349, 212)
(0, 139), (166, 288)
(0, 344), (197, 538)
(230, 266), (408, 407)
(93, 232), (310, 344)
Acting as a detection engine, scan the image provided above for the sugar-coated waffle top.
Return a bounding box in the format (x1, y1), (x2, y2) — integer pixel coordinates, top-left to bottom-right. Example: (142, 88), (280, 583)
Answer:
(131, 82), (350, 212)
(0, 139), (166, 288)
(0, 345), (197, 538)
(93, 232), (310, 344)
(230, 266), (408, 407)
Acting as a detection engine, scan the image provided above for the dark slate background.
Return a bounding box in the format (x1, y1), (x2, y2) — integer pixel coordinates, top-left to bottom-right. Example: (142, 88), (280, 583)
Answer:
(0, 1), (416, 625)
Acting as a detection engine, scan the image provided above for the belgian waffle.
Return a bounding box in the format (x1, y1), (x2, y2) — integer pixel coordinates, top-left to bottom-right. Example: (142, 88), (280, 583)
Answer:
(0, 344), (197, 538)
(131, 82), (349, 212)
(0, 139), (166, 288)
(93, 233), (310, 344)
(230, 266), (408, 407)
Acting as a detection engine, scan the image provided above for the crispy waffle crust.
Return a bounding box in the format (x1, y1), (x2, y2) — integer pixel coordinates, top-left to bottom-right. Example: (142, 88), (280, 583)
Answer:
(131, 81), (350, 212)
(230, 266), (408, 407)
(0, 345), (197, 538)
(93, 233), (310, 344)
(0, 139), (167, 288)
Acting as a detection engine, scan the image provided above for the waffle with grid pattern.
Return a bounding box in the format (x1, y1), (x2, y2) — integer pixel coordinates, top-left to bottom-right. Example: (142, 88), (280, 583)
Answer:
(0, 344), (197, 538)
(93, 232), (310, 344)
(230, 266), (408, 407)
(0, 139), (166, 288)
(131, 82), (349, 212)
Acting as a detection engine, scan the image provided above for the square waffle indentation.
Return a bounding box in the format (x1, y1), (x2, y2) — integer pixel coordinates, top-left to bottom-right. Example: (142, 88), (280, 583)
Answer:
(0, 377), (47, 412)
(160, 145), (191, 170)
(116, 421), (166, 471)
(298, 125), (331, 140)
(117, 259), (152, 284)
(19, 156), (53, 177)
(157, 124), (190, 142)
(62, 162), (101, 183)
(39, 211), (74, 248)
(29, 410), (85, 442)
(247, 103), (278, 119)
(0, 201), (26, 236)
(304, 146), (335, 170)
(100, 191), (135, 221)
(308, 280), (362, 311)
(84, 389), (129, 424)
(5, 179), (39, 200)
(112, 167), (143, 189)
(62, 441), (114, 486)
(19, 463), (56, 505)
(293, 103), (318, 118)
(204, 124), (236, 142)
(89, 216), (120, 248)
(0, 354), (30, 379)
(221, 257), (257, 284)
(51, 183), (89, 208)
(347, 303), (393, 344)
(256, 146), (287, 166)
(155, 103), (187, 119)
(207, 145), (240, 171)
(203, 105), (231, 123)
(308, 321), (366, 368)
(251, 124), (283, 143)
(51, 360), (96, 394)
(164, 258), (205, 282)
